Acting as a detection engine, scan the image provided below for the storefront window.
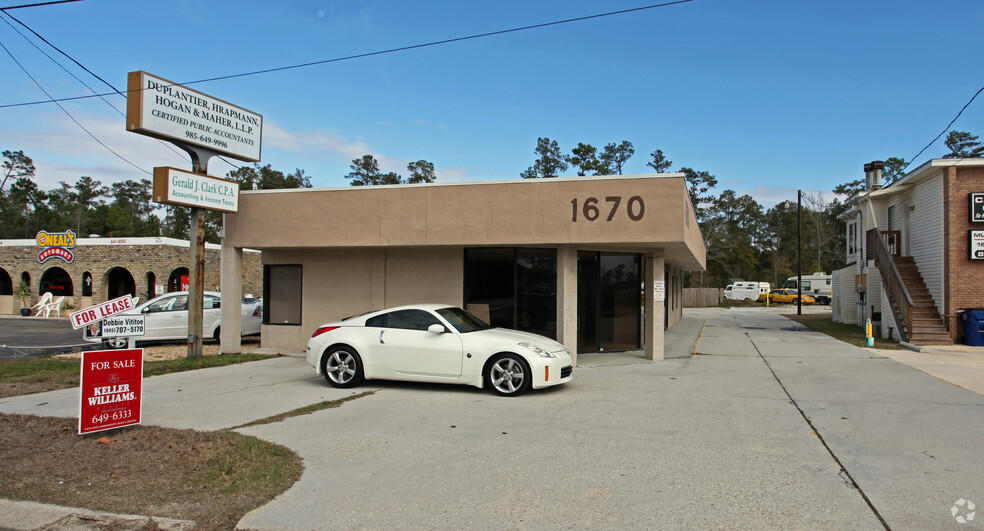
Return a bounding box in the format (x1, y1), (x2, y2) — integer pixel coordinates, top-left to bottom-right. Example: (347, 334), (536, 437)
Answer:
(463, 248), (556, 339)
(264, 264), (302, 325)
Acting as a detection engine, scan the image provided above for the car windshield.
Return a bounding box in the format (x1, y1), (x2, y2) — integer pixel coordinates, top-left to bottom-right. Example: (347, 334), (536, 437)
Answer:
(436, 307), (491, 333)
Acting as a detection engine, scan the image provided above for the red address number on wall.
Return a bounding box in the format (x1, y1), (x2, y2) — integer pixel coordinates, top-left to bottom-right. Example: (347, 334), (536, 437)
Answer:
(571, 196), (645, 222)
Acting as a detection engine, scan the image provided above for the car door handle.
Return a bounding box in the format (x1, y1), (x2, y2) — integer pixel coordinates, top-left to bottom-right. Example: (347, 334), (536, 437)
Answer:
(379, 330), (385, 344)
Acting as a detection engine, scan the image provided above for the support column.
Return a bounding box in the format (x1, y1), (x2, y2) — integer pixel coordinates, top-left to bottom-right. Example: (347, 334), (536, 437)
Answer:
(645, 251), (665, 361)
(220, 242), (244, 354)
(556, 246), (578, 365)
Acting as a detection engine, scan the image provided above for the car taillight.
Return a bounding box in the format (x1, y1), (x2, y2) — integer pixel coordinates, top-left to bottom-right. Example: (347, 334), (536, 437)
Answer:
(252, 306), (262, 317)
(311, 326), (339, 338)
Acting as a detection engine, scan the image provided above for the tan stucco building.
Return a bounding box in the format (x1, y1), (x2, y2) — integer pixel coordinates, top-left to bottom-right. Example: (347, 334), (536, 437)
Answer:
(218, 173), (706, 363)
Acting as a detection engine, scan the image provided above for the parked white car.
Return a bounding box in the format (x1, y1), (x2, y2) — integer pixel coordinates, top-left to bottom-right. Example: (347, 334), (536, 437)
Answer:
(306, 304), (574, 396)
(83, 291), (262, 348)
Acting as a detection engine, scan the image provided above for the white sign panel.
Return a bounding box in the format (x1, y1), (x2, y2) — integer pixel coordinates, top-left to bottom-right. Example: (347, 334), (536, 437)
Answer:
(126, 71), (262, 162)
(972, 193), (984, 223)
(971, 230), (984, 260)
(70, 295), (136, 330)
(153, 167), (240, 213)
(653, 280), (666, 302)
(100, 315), (146, 338)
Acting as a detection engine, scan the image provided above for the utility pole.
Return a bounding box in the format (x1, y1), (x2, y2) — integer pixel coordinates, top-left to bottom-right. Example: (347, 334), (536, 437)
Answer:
(797, 190), (802, 316)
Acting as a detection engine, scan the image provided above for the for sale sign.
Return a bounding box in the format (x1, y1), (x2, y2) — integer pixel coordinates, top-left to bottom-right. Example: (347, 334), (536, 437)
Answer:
(79, 349), (143, 435)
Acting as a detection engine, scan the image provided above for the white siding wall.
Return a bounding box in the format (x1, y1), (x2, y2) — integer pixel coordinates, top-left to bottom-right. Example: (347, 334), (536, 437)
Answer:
(907, 174), (945, 314)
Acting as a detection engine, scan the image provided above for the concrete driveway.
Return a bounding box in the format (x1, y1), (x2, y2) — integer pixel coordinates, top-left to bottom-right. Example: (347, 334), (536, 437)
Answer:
(3, 307), (983, 529)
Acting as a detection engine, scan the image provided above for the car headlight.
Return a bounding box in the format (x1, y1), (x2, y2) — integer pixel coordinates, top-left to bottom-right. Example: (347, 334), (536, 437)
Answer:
(519, 342), (555, 358)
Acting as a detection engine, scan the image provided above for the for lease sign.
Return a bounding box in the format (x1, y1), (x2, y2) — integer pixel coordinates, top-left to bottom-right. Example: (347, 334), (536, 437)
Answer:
(70, 295), (135, 330)
(79, 349), (143, 435)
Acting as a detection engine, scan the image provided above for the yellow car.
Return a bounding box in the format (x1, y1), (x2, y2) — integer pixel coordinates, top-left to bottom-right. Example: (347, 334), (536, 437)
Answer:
(768, 289), (815, 304)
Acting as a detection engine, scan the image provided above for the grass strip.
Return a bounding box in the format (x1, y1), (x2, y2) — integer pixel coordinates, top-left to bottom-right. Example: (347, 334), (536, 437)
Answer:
(232, 390), (376, 429)
(783, 313), (903, 349)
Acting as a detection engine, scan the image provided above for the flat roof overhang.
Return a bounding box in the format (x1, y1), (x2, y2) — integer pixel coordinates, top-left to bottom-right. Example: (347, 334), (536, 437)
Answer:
(223, 174), (706, 271)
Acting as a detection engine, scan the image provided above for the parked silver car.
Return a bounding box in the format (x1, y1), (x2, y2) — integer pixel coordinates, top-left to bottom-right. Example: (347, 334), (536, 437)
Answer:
(82, 291), (261, 348)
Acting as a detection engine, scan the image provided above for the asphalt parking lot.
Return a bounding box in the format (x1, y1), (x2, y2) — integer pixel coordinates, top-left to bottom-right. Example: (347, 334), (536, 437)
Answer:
(0, 316), (97, 360)
(2, 306), (983, 529)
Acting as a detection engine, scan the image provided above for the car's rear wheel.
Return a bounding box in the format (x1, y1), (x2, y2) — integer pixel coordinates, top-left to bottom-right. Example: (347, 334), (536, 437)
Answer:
(486, 354), (531, 397)
(321, 346), (364, 388)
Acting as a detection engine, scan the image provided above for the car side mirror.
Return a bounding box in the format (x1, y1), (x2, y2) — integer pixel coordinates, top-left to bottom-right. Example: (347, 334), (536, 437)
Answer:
(427, 324), (447, 334)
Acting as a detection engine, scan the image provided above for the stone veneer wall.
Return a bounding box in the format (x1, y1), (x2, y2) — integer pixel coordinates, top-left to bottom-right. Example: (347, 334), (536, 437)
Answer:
(0, 240), (262, 314)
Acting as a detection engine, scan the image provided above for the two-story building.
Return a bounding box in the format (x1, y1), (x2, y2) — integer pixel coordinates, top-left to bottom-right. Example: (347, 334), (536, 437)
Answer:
(832, 159), (984, 345)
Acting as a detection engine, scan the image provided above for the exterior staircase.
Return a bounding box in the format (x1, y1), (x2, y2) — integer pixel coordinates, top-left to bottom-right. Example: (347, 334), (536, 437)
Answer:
(892, 256), (953, 345)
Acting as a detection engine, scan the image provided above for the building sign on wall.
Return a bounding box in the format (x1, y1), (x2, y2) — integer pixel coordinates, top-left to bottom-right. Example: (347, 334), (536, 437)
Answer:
(972, 193), (984, 223)
(79, 349), (143, 435)
(126, 71), (262, 162)
(36, 230), (76, 263)
(971, 230), (984, 260)
(153, 167), (240, 213)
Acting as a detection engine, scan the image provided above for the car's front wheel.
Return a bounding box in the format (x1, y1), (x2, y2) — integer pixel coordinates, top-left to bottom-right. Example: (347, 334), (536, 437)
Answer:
(321, 346), (364, 388)
(486, 354), (531, 397)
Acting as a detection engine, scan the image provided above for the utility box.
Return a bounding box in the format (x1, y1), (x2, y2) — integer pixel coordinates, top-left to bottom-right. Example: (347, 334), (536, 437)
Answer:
(960, 309), (984, 347)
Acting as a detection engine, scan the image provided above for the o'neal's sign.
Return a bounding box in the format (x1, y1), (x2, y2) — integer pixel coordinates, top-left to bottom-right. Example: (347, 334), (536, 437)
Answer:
(36, 230), (76, 263)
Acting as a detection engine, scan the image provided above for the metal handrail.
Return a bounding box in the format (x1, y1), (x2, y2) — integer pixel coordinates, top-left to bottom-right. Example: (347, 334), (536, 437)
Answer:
(867, 228), (913, 342)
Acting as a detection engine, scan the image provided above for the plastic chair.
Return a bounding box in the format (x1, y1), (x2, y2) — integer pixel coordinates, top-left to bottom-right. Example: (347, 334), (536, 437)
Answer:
(43, 296), (64, 318)
(31, 292), (52, 316)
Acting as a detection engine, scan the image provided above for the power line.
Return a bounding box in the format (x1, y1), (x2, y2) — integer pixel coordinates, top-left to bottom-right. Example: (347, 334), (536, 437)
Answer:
(0, 8), (241, 172)
(0, 0), (81, 10)
(904, 83), (984, 170)
(0, 0), (694, 110)
(0, 38), (150, 175)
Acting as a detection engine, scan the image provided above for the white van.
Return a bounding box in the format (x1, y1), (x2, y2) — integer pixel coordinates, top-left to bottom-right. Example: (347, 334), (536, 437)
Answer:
(724, 281), (771, 301)
(781, 273), (832, 304)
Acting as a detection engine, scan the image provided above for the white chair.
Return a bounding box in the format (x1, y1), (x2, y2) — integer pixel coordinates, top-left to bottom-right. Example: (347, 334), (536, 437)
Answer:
(43, 296), (64, 318)
(31, 292), (52, 316)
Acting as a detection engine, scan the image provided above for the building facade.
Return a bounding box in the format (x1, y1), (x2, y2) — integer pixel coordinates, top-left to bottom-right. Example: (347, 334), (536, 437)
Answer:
(217, 174), (706, 363)
(832, 159), (984, 344)
(0, 236), (262, 315)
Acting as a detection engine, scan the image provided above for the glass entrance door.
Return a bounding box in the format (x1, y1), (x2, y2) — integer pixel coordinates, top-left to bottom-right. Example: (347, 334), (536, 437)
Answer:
(577, 252), (641, 353)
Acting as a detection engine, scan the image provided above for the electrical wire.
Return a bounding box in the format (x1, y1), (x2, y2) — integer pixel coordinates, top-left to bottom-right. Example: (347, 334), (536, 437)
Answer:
(0, 0), (694, 109)
(0, 9), (241, 172)
(0, 37), (150, 175)
(903, 83), (984, 170)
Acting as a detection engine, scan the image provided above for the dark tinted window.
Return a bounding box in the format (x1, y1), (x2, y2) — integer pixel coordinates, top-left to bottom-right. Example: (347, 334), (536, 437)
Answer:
(387, 309), (441, 331)
(366, 314), (387, 328)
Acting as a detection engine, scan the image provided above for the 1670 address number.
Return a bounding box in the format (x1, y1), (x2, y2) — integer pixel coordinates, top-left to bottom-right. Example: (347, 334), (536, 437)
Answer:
(571, 196), (645, 222)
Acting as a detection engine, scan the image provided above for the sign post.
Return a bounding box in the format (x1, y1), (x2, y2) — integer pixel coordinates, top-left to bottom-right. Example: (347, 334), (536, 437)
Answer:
(127, 70), (258, 359)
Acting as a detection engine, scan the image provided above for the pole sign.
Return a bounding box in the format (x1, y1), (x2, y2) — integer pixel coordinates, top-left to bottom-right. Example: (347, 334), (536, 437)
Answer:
(70, 295), (136, 330)
(126, 70), (262, 162)
(152, 167), (239, 212)
(972, 193), (984, 223)
(971, 230), (984, 260)
(79, 349), (143, 435)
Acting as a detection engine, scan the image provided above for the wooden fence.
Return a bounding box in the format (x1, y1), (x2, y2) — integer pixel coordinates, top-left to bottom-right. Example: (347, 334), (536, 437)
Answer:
(684, 288), (723, 307)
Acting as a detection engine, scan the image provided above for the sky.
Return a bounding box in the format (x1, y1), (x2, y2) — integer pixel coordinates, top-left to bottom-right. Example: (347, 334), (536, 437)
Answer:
(1, 0), (982, 208)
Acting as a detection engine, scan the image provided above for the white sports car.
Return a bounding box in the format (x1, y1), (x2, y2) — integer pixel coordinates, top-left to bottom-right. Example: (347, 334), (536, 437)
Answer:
(306, 304), (574, 396)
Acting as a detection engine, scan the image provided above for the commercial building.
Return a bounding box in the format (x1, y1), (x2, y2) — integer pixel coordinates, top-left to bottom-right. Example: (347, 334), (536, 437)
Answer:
(832, 159), (984, 344)
(218, 173), (706, 363)
(0, 236), (261, 315)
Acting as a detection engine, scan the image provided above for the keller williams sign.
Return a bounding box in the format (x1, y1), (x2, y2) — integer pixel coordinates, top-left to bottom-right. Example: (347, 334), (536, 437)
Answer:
(79, 349), (143, 435)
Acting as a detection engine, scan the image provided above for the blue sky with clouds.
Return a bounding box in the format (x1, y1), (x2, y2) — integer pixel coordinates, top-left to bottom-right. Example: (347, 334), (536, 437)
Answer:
(1, 0), (982, 206)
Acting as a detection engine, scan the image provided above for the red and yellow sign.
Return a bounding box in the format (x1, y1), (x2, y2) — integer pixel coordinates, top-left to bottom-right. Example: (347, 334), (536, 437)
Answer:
(79, 349), (143, 435)
(36, 230), (76, 263)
